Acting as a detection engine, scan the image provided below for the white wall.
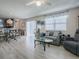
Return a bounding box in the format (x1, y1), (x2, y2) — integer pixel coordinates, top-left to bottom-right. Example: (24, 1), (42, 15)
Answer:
(67, 8), (79, 37)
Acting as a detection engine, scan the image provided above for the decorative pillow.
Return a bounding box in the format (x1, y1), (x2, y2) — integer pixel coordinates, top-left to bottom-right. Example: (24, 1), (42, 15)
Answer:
(49, 32), (54, 36)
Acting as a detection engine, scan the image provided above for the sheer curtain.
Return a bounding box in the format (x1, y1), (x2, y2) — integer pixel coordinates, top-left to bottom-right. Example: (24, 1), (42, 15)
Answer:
(30, 11), (68, 31)
(45, 12), (68, 31)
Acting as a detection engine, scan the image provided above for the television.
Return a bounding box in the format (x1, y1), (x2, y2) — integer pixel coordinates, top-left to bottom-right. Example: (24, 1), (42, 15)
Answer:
(0, 19), (4, 28)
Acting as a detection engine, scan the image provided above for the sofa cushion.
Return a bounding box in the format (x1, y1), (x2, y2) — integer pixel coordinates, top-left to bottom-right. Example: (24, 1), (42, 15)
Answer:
(63, 41), (77, 54)
(77, 43), (79, 56)
(75, 29), (79, 42)
(75, 34), (79, 42)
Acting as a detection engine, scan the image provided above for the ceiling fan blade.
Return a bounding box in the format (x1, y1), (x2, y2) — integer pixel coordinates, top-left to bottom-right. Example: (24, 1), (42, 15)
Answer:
(26, 1), (36, 6)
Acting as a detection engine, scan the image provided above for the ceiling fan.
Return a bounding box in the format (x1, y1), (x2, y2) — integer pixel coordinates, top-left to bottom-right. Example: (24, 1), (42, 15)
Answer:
(26, 0), (51, 6)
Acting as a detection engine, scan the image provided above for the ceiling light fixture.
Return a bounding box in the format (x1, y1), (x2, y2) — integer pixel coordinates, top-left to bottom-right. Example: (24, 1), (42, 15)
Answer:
(36, 1), (42, 6)
(26, 0), (51, 7)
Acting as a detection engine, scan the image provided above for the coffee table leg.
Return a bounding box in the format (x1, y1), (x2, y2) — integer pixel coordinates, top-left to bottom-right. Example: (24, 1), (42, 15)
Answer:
(34, 40), (36, 48)
(43, 42), (46, 51)
(48, 44), (50, 47)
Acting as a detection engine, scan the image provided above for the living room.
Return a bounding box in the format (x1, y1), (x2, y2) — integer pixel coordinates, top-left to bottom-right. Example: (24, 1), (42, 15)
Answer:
(0, 0), (79, 59)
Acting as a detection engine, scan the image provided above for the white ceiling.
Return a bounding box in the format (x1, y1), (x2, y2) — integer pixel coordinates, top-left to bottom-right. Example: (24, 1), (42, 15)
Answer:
(0, 0), (79, 19)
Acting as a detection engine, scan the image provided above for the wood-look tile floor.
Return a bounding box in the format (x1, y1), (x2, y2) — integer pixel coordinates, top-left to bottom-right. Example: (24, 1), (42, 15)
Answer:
(0, 36), (78, 59)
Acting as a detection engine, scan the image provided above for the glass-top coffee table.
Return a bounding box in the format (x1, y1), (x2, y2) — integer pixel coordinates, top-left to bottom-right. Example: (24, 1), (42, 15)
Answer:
(34, 38), (53, 51)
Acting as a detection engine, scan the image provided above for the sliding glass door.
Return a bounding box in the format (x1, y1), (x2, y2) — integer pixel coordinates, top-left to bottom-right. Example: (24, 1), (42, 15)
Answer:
(26, 21), (36, 47)
(27, 21), (36, 36)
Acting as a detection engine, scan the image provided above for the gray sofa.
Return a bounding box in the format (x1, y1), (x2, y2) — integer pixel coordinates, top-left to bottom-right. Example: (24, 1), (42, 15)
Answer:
(63, 29), (79, 56)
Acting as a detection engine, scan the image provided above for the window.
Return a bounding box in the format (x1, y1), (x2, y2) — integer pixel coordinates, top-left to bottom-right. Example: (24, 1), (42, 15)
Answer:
(45, 17), (55, 30)
(0, 19), (4, 27)
(45, 15), (68, 31)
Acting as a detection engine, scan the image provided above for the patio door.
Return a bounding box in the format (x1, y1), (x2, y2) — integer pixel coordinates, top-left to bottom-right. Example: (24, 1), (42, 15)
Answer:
(26, 21), (36, 47)
(27, 21), (36, 37)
